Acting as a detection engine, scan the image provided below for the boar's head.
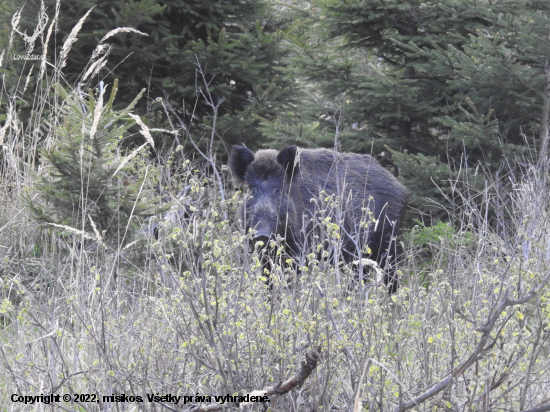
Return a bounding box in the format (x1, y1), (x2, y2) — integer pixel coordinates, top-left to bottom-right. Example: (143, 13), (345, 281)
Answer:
(229, 145), (301, 254)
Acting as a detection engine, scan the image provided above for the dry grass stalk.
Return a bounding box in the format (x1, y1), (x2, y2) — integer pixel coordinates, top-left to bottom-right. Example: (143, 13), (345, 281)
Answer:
(58, 6), (95, 70)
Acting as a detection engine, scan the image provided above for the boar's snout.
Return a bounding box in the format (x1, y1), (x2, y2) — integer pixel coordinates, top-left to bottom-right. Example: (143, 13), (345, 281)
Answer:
(253, 231), (271, 243)
(250, 216), (275, 244)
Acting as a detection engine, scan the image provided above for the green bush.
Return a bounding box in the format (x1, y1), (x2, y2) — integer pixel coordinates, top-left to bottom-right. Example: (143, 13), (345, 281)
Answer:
(26, 81), (157, 244)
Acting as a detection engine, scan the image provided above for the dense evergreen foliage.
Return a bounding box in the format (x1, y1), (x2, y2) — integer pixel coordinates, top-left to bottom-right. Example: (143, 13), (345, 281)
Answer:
(276, 0), (550, 216)
(26, 82), (157, 243)
(2, 0), (299, 150)
(313, 0), (550, 150)
(2, 0), (550, 218)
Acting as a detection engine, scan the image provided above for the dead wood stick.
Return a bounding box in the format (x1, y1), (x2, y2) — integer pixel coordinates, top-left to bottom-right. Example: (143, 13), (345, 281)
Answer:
(188, 349), (320, 412)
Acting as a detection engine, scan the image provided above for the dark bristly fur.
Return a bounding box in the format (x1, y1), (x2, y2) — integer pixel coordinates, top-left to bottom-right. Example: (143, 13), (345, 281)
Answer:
(229, 145), (409, 292)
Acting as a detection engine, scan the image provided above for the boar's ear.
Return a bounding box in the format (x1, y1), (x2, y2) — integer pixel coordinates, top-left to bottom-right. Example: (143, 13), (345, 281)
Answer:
(277, 145), (299, 179)
(229, 145), (255, 184)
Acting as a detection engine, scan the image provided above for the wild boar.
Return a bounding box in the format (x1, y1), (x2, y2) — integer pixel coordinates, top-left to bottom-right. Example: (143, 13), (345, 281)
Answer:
(229, 145), (408, 292)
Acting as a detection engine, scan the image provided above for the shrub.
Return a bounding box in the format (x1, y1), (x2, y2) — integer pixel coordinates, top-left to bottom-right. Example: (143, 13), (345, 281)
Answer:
(26, 80), (157, 244)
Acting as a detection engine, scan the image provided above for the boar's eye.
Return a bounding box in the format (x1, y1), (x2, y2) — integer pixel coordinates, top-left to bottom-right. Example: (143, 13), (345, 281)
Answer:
(273, 187), (281, 196)
(250, 187), (257, 195)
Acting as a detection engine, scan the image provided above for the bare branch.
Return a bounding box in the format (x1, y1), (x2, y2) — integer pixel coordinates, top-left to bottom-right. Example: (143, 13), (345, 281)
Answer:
(393, 289), (538, 412)
(523, 403), (550, 412)
(538, 59), (550, 166)
(187, 350), (321, 412)
(160, 57), (228, 221)
(316, 284), (356, 364)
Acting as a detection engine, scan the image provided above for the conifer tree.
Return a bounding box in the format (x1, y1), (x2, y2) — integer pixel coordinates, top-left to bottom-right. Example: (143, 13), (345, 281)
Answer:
(3, 0), (298, 151)
(1, 0), (301, 153)
(296, 0), (550, 215)
(27, 81), (157, 244)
